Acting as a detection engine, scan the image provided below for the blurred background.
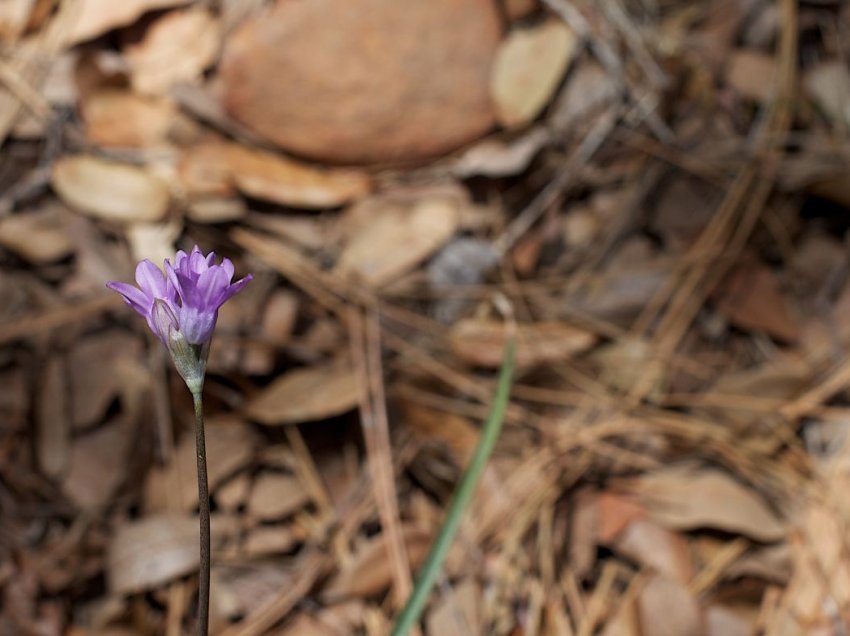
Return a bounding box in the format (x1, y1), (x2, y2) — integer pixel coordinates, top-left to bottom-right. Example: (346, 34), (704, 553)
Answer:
(0, 0), (849, 633)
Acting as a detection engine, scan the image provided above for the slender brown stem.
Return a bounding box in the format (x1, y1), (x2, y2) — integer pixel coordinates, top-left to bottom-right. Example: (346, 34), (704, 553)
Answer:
(193, 391), (210, 636)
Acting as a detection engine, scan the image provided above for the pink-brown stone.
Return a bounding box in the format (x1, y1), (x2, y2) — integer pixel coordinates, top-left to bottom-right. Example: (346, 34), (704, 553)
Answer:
(219, 0), (502, 164)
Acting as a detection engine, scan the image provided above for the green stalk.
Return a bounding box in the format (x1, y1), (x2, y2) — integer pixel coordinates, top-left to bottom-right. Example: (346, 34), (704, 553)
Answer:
(193, 391), (210, 636)
(390, 338), (516, 636)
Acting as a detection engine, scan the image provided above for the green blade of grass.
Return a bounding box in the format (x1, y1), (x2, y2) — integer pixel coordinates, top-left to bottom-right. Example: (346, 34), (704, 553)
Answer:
(390, 337), (516, 636)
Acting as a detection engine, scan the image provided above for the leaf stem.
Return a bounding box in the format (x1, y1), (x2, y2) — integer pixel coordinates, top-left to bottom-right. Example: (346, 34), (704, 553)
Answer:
(193, 390), (210, 636)
(390, 338), (516, 636)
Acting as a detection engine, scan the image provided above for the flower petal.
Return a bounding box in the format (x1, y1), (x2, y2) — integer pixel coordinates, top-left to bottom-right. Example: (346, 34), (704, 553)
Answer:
(135, 260), (168, 300)
(196, 266), (230, 306)
(106, 281), (150, 315)
(220, 258), (235, 282)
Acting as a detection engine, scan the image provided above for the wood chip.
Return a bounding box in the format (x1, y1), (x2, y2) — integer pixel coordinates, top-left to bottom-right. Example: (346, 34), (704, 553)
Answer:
(491, 20), (578, 129)
(449, 318), (596, 369)
(51, 155), (170, 223)
(246, 357), (360, 425)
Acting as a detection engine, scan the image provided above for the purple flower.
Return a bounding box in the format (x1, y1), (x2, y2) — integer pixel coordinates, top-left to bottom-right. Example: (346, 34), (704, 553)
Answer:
(107, 246), (252, 346)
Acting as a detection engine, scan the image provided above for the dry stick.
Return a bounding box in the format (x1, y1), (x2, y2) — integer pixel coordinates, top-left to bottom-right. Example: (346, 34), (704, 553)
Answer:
(348, 306), (413, 608)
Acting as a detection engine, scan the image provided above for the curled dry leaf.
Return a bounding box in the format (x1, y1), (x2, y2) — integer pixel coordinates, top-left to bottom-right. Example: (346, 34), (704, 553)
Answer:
(246, 357), (360, 425)
(179, 141), (371, 208)
(51, 155), (170, 223)
(124, 8), (221, 95)
(491, 20), (578, 129)
(322, 526), (433, 601)
(63, 0), (193, 45)
(449, 318), (596, 369)
(335, 189), (462, 287)
(625, 464), (785, 542)
(0, 205), (73, 263)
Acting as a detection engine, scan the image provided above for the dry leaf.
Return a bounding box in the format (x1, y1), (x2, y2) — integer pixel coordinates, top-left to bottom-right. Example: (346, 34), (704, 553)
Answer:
(637, 575), (703, 636)
(37, 355), (69, 480)
(596, 491), (645, 543)
(179, 141), (371, 208)
(452, 127), (550, 178)
(336, 190), (461, 287)
(0, 0), (36, 41)
(108, 514), (232, 595)
(613, 518), (694, 584)
(725, 50), (776, 103)
(247, 473), (310, 521)
(322, 526), (433, 601)
(491, 20), (578, 129)
(804, 61), (850, 127)
(0, 205), (73, 263)
(144, 417), (258, 512)
(187, 197), (247, 223)
(219, 0), (501, 163)
(64, 418), (133, 510)
(246, 357), (360, 425)
(449, 318), (596, 368)
(713, 258), (801, 342)
(51, 156), (170, 223)
(551, 61), (619, 132)
(63, 0), (193, 45)
(240, 526), (298, 557)
(127, 219), (182, 265)
(124, 8), (220, 95)
(426, 578), (481, 636)
(626, 464), (785, 542)
(81, 90), (176, 148)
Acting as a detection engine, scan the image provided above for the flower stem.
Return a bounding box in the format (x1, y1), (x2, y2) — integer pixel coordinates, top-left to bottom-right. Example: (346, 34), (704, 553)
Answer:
(193, 390), (210, 636)
(390, 338), (515, 636)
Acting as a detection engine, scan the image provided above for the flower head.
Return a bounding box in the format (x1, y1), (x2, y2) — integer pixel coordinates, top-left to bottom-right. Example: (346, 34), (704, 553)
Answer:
(107, 246), (252, 392)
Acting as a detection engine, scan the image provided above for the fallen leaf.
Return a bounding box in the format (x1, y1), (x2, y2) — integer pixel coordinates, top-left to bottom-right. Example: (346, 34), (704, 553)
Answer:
(626, 464), (786, 542)
(63, 0), (193, 45)
(613, 518), (694, 584)
(335, 189), (461, 287)
(449, 318), (596, 369)
(51, 155), (170, 223)
(179, 141), (371, 208)
(804, 60), (850, 127)
(219, 0), (501, 163)
(637, 575), (703, 636)
(713, 257), (801, 342)
(246, 357), (360, 425)
(0, 205), (73, 263)
(247, 473), (310, 521)
(64, 418), (133, 510)
(144, 417), (258, 512)
(124, 7), (221, 95)
(127, 219), (183, 265)
(322, 526), (432, 601)
(81, 90), (177, 148)
(491, 20), (578, 129)
(0, 0), (35, 41)
(240, 525), (299, 557)
(186, 197), (247, 223)
(452, 127), (550, 178)
(551, 61), (619, 132)
(108, 514), (233, 595)
(725, 50), (776, 103)
(36, 355), (70, 480)
(426, 578), (481, 636)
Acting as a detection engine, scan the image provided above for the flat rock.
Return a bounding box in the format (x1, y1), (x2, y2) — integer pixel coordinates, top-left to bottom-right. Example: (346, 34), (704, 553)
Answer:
(219, 0), (502, 164)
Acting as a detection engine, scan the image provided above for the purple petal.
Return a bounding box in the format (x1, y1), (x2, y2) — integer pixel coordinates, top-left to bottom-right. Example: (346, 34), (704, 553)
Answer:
(220, 258), (235, 282)
(164, 259), (184, 303)
(150, 298), (180, 344)
(106, 281), (150, 315)
(219, 274), (253, 304)
(134, 260), (168, 300)
(205, 251), (216, 267)
(178, 304), (217, 344)
(196, 266), (230, 306)
(188, 248), (207, 276)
